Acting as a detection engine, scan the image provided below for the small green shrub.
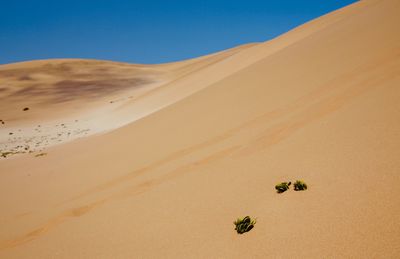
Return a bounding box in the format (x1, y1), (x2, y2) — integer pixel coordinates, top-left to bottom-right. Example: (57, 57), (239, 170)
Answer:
(275, 182), (291, 193)
(1, 152), (11, 158)
(1, 151), (17, 158)
(294, 180), (308, 191)
(234, 216), (256, 234)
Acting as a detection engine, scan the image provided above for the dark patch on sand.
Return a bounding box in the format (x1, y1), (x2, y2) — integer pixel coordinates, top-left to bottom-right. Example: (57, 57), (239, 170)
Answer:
(51, 78), (152, 102)
(0, 60), (157, 104)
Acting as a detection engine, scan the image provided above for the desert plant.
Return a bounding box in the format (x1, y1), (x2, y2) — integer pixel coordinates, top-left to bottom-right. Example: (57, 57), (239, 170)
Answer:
(1, 151), (15, 158)
(234, 216), (256, 234)
(275, 181), (291, 193)
(294, 180), (308, 191)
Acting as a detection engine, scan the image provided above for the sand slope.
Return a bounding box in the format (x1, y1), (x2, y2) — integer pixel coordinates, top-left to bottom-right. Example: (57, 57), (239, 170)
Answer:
(1, 0), (400, 258)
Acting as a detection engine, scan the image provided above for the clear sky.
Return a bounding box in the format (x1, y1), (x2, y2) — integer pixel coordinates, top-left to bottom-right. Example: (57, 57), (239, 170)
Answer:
(0, 0), (356, 65)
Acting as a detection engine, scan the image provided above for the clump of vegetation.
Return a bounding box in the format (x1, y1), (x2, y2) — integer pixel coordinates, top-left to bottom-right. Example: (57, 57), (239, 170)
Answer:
(1, 151), (12, 158)
(275, 182), (291, 193)
(294, 180), (308, 191)
(234, 216), (256, 234)
(23, 107), (29, 111)
(1, 151), (20, 158)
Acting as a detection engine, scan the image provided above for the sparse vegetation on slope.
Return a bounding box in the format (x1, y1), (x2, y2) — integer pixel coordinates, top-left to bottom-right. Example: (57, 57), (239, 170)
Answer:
(294, 180), (308, 191)
(234, 216), (256, 234)
(35, 152), (47, 157)
(275, 181), (291, 193)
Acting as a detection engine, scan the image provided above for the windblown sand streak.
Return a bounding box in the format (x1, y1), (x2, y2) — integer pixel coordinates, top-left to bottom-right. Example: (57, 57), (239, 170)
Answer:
(0, 146), (239, 250)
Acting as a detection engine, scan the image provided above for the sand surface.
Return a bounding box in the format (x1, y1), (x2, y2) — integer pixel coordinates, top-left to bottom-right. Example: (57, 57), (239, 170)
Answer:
(1, 0), (400, 258)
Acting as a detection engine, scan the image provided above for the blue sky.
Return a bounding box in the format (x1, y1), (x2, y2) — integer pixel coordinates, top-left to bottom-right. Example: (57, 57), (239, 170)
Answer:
(0, 0), (356, 65)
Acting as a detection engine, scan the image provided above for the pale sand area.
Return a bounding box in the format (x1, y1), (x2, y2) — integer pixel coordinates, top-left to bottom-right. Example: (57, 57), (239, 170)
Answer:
(1, 0), (400, 258)
(0, 44), (254, 155)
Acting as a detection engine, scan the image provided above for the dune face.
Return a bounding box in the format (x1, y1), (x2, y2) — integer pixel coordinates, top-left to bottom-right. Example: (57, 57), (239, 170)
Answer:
(0, 45), (251, 156)
(1, 0), (400, 258)
(0, 60), (166, 155)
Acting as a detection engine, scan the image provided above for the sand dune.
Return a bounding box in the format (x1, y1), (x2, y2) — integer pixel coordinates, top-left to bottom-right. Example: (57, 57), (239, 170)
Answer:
(0, 44), (253, 155)
(1, 0), (400, 258)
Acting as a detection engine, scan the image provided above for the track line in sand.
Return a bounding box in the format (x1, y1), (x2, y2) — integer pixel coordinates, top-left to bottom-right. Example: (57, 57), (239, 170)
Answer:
(0, 146), (239, 250)
(235, 51), (400, 157)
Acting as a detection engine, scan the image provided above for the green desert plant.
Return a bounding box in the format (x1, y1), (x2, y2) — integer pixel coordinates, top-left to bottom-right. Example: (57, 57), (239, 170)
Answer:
(1, 152), (10, 158)
(275, 181), (291, 193)
(0, 151), (17, 158)
(294, 180), (308, 191)
(234, 216), (256, 234)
